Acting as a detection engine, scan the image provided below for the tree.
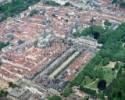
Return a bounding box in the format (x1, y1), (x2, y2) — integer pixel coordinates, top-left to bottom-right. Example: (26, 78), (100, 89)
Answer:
(0, 0), (40, 22)
(95, 67), (104, 79)
(106, 72), (125, 99)
(102, 57), (110, 66)
(92, 32), (100, 39)
(48, 95), (61, 100)
(0, 42), (9, 50)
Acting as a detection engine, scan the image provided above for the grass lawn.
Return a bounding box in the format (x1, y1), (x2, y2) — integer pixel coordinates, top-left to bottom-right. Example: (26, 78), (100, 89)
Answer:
(85, 79), (99, 90)
(103, 68), (114, 84)
(82, 67), (114, 90)
(82, 76), (93, 85)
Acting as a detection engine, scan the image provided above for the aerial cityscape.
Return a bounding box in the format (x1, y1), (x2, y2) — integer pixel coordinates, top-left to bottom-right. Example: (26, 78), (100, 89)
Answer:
(0, 0), (125, 100)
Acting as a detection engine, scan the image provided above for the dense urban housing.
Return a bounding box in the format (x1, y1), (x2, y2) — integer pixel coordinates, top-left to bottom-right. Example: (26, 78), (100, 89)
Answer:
(0, 0), (125, 100)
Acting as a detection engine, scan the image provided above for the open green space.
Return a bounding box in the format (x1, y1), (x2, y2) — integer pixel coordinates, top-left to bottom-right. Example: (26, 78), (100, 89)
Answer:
(101, 67), (114, 84)
(82, 76), (93, 86)
(80, 66), (114, 93)
(63, 23), (125, 99)
(0, 0), (40, 22)
(84, 79), (99, 90)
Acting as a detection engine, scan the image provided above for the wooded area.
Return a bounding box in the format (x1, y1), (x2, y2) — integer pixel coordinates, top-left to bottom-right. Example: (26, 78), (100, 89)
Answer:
(0, 0), (40, 22)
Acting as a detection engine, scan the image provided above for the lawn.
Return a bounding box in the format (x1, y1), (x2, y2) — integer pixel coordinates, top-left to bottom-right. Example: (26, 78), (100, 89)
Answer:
(85, 79), (99, 90)
(82, 76), (93, 85)
(102, 68), (114, 84)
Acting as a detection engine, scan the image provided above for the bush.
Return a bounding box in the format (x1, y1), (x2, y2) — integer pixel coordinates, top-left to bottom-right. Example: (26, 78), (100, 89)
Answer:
(104, 20), (112, 26)
(44, 1), (60, 6)
(0, 90), (8, 97)
(9, 82), (17, 88)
